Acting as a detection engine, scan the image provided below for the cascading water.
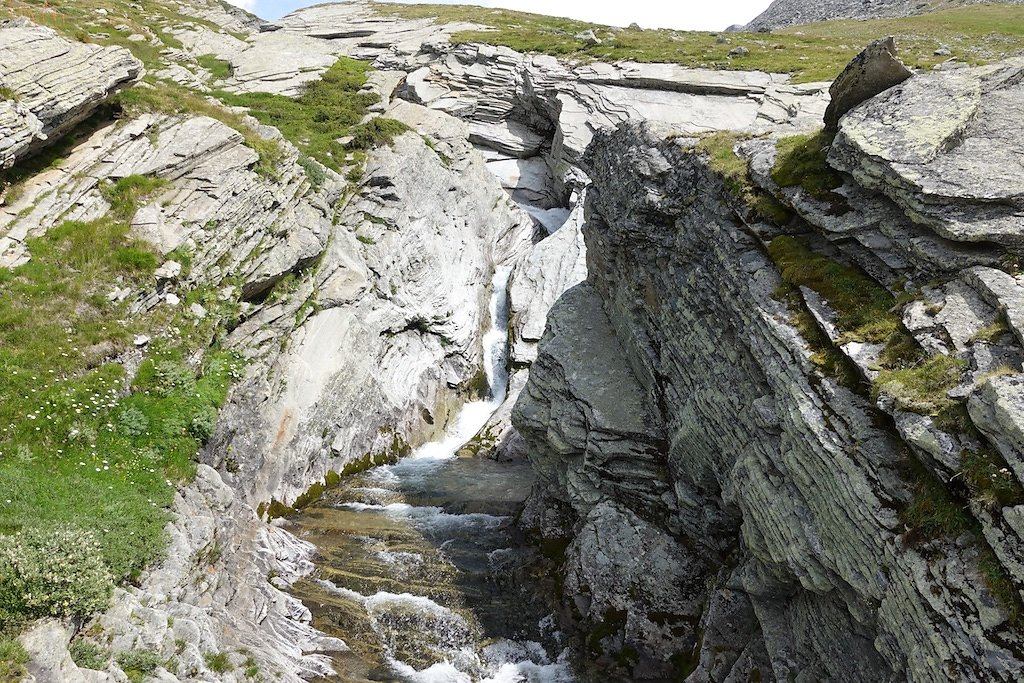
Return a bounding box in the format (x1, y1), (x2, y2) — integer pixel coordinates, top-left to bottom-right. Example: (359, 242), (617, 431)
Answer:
(288, 267), (575, 683)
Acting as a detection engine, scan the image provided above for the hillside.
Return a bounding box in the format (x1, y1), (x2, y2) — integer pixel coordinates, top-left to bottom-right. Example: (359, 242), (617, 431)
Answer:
(747, 0), (1024, 31)
(1, 1), (1024, 682)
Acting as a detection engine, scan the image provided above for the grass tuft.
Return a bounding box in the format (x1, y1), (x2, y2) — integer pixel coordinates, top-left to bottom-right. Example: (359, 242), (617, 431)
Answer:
(771, 131), (848, 214)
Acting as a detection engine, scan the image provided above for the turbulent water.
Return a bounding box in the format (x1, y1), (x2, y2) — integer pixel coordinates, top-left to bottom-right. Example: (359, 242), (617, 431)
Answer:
(288, 267), (576, 683)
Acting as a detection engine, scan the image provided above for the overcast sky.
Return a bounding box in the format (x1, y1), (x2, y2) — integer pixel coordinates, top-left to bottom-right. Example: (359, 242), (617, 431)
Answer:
(227, 0), (774, 31)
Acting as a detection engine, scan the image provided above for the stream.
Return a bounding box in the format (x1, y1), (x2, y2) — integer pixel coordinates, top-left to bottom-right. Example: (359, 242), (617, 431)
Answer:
(288, 267), (577, 683)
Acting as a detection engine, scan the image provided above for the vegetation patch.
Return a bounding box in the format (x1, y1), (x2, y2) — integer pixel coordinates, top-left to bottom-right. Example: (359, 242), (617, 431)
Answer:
(196, 54), (233, 80)
(70, 639), (111, 670)
(374, 3), (1024, 83)
(115, 84), (283, 177)
(0, 637), (28, 682)
(214, 57), (381, 172)
(116, 648), (162, 683)
(873, 355), (966, 415)
(693, 132), (792, 226)
(768, 236), (897, 342)
(0, 175), (244, 634)
(204, 651), (234, 674)
(771, 131), (847, 213)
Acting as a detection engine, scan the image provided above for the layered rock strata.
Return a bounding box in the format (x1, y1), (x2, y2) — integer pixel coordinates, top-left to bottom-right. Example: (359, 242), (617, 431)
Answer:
(514, 56), (1024, 682)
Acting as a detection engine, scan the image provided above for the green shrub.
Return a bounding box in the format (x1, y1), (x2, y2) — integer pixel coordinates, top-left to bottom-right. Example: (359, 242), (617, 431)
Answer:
(116, 648), (162, 682)
(346, 118), (410, 150)
(204, 651), (234, 673)
(0, 526), (113, 625)
(188, 405), (219, 443)
(70, 639), (110, 670)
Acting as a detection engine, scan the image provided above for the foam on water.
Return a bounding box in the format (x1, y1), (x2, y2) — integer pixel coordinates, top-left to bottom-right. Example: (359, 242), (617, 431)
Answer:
(310, 267), (574, 683)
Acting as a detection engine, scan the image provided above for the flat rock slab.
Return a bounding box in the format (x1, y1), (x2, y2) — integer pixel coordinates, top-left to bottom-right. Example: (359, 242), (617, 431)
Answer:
(829, 58), (1024, 246)
(0, 19), (142, 168)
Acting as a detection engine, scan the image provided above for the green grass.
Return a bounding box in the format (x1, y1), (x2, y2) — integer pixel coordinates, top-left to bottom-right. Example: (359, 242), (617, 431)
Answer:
(0, 86), (17, 102)
(116, 648), (161, 683)
(204, 651), (234, 673)
(373, 2), (1024, 83)
(214, 57), (382, 172)
(693, 132), (792, 225)
(99, 175), (171, 220)
(0, 183), (244, 633)
(196, 55), (233, 80)
(873, 355), (966, 415)
(114, 84), (283, 177)
(771, 131), (847, 212)
(0, 637), (28, 682)
(70, 639), (111, 670)
(768, 236), (897, 342)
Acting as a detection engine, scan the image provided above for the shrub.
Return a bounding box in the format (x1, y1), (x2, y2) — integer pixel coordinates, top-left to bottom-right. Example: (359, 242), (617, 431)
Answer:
(70, 639), (110, 670)
(117, 406), (150, 437)
(346, 118), (410, 150)
(188, 406), (219, 443)
(0, 526), (113, 625)
(116, 648), (162, 682)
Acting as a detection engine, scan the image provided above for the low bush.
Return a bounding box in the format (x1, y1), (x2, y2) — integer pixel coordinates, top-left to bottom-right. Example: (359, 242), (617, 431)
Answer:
(0, 526), (113, 628)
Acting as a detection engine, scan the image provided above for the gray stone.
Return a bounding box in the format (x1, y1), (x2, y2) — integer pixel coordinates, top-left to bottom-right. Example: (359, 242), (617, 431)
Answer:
(0, 20), (142, 168)
(823, 37), (912, 134)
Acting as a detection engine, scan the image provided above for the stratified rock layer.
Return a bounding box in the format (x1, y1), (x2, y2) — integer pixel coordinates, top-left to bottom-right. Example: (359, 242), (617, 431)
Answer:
(515, 52), (1024, 680)
(0, 19), (142, 168)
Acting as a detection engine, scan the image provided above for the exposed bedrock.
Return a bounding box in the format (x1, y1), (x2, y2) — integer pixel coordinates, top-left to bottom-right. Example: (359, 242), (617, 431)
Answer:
(514, 103), (1024, 679)
(0, 19), (142, 169)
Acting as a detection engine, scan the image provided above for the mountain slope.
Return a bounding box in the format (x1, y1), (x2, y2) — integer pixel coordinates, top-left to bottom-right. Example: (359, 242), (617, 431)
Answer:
(747, 0), (1024, 31)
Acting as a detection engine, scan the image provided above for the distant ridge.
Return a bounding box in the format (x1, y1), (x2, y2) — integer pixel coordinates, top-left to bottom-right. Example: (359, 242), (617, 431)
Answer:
(745, 0), (1024, 31)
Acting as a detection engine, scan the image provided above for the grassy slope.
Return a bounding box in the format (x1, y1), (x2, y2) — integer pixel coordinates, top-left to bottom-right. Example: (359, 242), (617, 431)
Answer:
(374, 2), (1024, 82)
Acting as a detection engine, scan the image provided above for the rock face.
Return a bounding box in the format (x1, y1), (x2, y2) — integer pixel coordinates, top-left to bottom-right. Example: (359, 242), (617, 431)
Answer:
(746, 0), (1024, 31)
(829, 57), (1024, 245)
(513, 52), (1024, 682)
(0, 19), (142, 168)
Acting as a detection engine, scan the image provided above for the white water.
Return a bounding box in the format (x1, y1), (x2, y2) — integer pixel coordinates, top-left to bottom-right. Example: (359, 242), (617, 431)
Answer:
(321, 266), (574, 683)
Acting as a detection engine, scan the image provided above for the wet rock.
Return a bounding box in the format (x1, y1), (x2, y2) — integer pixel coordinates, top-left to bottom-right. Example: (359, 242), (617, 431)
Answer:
(823, 37), (912, 134)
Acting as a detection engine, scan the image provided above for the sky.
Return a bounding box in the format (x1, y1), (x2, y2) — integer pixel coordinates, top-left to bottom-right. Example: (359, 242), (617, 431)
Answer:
(226, 0), (774, 32)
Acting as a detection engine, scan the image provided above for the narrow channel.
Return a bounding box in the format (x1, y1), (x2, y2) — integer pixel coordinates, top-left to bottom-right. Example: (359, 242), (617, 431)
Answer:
(288, 267), (576, 683)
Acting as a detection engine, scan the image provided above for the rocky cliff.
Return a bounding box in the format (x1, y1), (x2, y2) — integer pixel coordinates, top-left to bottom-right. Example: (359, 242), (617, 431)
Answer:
(3, 1), (1024, 681)
(513, 46), (1024, 683)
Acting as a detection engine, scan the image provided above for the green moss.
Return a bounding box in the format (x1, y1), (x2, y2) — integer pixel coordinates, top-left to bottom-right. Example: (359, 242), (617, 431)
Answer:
(587, 608), (628, 655)
(873, 355), (966, 416)
(263, 499), (295, 521)
(356, 234), (376, 245)
(771, 131), (848, 213)
(694, 132), (792, 226)
(978, 544), (1024, 626)
(293, 482), (326, 510)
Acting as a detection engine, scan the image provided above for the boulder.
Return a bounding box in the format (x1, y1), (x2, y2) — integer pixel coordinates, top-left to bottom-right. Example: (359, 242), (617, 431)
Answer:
(823, 37), (911, 134)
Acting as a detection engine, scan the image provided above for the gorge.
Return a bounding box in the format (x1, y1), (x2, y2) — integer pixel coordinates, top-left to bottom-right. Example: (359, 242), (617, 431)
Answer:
(2, 1), (1024, 682)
